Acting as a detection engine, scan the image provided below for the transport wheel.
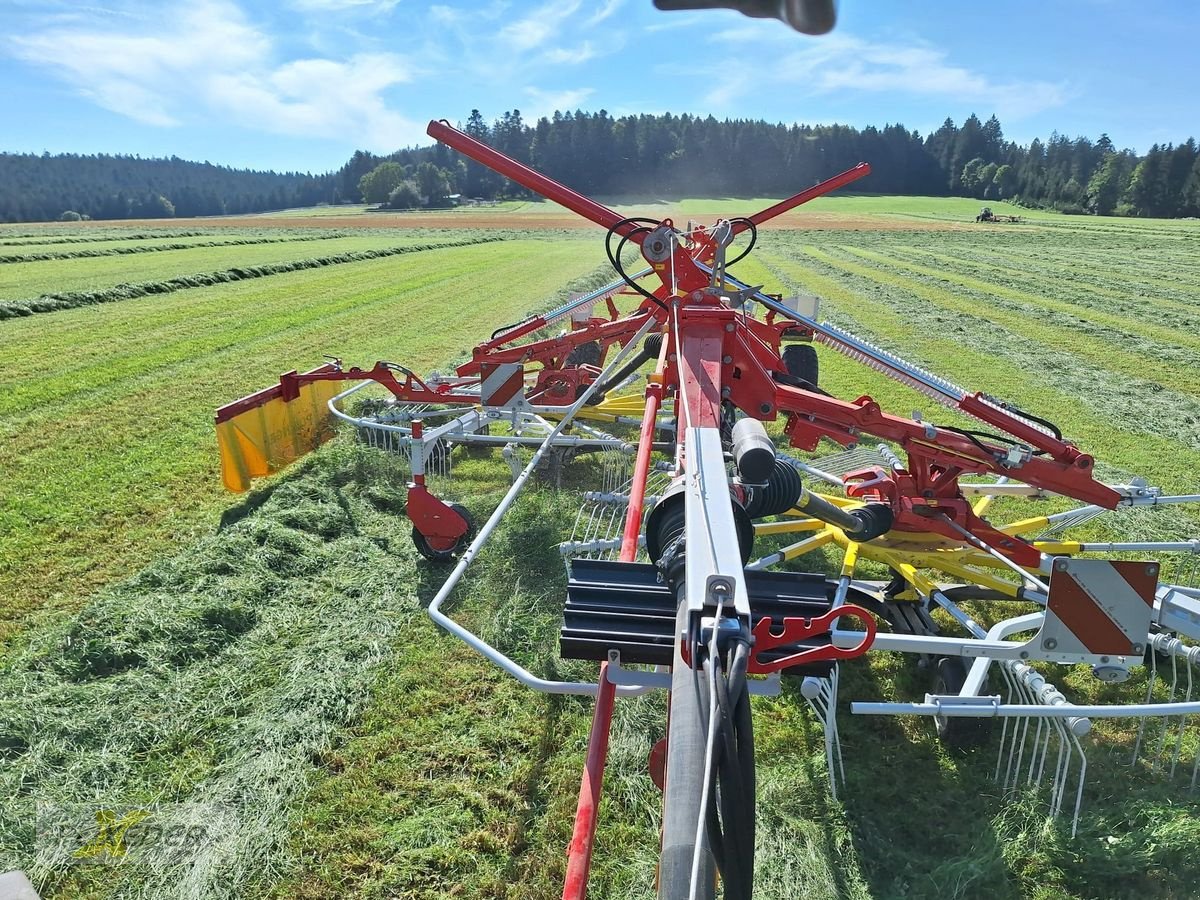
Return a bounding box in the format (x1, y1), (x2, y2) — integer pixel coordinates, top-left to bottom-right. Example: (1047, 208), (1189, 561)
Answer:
(411, 503), (475, 562)
(782, 343), (819, 388)
(932, 657), (990, 749)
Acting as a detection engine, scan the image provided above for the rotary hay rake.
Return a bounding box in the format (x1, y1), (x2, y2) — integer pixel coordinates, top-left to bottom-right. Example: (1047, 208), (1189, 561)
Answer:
(215, 120), (1200, 898)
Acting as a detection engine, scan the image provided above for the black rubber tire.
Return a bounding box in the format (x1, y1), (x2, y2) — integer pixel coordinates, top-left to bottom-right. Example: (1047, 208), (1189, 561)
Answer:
(932, 657), (990, 749)
(566, 340), (602, 367)
(412, 503), (475, 562)
(782, 343), (819, 388)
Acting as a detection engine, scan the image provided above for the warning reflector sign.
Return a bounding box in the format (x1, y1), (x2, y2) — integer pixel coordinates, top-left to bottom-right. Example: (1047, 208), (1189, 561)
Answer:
(480, 362), (525, 408)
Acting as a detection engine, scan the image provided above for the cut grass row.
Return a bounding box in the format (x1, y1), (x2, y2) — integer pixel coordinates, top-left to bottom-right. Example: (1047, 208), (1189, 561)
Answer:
(755, 244), (1200, 498)
(0, 233), (361, 264)
(0, 237), (603, 649)
(0, 231), (527, 301)
(0, 229), (211, 246)
(763, 241), (1200, 427)
(0, 236), (510, 319)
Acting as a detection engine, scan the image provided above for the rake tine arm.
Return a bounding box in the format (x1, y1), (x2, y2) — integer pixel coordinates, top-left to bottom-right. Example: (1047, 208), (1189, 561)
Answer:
(456, 310), (663, 376)
(732, 162), (872, 236)
(427, 119), (644, 241)
(772, 381), (1120, 509)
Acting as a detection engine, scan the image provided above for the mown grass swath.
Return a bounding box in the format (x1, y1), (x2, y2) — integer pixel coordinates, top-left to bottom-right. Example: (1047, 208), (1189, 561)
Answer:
(0, 230), (540, 311)
(1, 202), (1199, 899)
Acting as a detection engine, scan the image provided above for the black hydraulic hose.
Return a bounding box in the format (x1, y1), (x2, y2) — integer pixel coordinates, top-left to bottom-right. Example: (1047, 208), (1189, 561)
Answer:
(701, 639), (755, 900)
(724, 217), (757, 268)
(605, 216), (668, 309)
(587, 333), (663, 403)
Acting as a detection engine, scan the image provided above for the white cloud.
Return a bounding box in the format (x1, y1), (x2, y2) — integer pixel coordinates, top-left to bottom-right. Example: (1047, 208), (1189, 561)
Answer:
(500, 0), (581, 52)
(290, 0), (399, 11)
(8, 0), (423, 150)
(586, 0), (625, 26)
(543, 40), (598, 65)
(207, 53), (421, 148)
(703, 31), (1071, 121)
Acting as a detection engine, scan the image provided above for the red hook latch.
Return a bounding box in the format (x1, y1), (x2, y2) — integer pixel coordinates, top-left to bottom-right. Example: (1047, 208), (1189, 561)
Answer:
(747, 604), (877, 674)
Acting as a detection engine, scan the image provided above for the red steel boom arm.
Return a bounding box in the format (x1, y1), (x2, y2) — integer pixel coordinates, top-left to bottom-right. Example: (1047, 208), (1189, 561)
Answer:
(426, 119), (642, 239)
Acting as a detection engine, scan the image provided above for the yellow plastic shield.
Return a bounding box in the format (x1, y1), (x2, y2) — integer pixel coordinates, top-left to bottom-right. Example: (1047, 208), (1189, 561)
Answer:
(215, 367), (344, 492)
(574, 392), (649, 423)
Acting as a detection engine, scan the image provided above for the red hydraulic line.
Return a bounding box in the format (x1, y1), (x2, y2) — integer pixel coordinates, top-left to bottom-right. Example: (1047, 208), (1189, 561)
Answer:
(562, 344), (668, 900)
(733, 162), (872, 235)
(427, 119), (644, 241)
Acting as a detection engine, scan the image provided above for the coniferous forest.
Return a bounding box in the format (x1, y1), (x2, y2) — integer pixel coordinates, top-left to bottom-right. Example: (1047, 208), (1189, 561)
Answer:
(3, 110), (1198, 223)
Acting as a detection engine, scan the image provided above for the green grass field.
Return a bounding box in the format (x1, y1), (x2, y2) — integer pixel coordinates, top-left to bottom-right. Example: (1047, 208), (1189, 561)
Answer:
(1, 197), (1198, 900)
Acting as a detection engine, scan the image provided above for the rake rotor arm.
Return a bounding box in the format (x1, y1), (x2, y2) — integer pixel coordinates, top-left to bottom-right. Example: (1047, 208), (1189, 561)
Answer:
(427, 119), (646, 241)
(772, 382), (1120, 509)
(731, 162), (872, 237)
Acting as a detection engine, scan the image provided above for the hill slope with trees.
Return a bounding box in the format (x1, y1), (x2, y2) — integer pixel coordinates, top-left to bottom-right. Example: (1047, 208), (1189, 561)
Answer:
(4, 111), (1198, 222)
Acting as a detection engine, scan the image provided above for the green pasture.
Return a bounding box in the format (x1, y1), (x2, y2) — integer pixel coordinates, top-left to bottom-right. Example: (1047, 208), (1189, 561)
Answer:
(2, 201), (1199, 899)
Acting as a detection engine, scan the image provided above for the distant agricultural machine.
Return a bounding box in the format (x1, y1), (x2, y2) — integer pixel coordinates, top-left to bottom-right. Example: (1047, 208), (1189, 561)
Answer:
(976, 206), (1022, 223)
(216, 119), (1200, 899)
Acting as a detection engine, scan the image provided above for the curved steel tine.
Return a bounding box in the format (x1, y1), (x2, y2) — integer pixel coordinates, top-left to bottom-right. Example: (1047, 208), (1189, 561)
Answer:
(1132, 649), (1158, 766)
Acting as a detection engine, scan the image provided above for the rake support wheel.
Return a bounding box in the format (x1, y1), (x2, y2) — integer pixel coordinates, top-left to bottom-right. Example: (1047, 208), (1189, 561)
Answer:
(412, 503), (475, 562)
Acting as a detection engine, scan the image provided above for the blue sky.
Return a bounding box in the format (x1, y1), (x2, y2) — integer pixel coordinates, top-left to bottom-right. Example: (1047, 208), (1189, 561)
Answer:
(2, 1), (1197, 174)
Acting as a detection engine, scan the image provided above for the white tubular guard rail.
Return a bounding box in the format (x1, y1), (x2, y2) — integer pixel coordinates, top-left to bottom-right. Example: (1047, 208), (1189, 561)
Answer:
(424, 313), (661, 696)
(851, 698), (1200, 719)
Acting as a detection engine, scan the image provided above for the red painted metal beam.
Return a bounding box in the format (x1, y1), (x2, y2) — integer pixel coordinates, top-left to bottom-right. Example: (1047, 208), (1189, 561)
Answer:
(562, 668), (616, 900)
(427, 119), (643, 240)
(734, 162), (872, 234)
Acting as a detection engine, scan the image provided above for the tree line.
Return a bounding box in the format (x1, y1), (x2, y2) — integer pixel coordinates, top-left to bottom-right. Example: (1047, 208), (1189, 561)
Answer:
(344, 110), (1200, 218)
(0, 153), (331, 224)
(3, 111), (1199, 223)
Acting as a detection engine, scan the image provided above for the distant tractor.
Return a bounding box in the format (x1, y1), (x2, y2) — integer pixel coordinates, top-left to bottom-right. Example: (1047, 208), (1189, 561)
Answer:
(976, 206), (1022, 223)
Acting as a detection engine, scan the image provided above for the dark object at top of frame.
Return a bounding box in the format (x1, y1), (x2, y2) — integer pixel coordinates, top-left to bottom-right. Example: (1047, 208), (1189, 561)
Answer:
(653, 0), (837, 35)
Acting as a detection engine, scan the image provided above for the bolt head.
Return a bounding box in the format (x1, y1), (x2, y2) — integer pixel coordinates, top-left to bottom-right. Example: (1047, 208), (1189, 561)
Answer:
(722, 355), (732, 364)
(1054, 559), (1070, 572)
(725, 323), (735, 332)
(1146, 564), (1159, 577)
(759, 403), (772, 414)
(1043, 638), (1058, 650)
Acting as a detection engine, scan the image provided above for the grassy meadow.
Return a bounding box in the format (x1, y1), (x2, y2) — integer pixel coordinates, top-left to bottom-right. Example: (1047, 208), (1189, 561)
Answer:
(1, 198), (1199, 899)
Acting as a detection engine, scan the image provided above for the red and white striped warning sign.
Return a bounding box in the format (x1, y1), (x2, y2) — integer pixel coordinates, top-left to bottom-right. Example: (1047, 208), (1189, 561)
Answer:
(479, 362), (525, 408)
(1045, 558), (1156, 655)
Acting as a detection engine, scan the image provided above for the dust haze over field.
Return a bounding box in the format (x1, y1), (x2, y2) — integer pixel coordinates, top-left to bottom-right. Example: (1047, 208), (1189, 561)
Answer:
(2, 198), (1199, 899)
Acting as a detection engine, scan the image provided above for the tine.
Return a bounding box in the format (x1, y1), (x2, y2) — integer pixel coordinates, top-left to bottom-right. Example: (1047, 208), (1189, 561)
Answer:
(1153, 654), (1181, 768)
(1169, 663), (1192, 778)
(831, 666), (846, 786)
(1068, 730), (1088, 838)
(1010, 676), (1034, 791)
(1032, 716), (1053, 788)
(1132, 650), (1158, 766)
(1047, 718), (1069, 817)
(995, 665), (1017, 783)
(824, 670), (838, 798)
(1027, 707), (1048, 786)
